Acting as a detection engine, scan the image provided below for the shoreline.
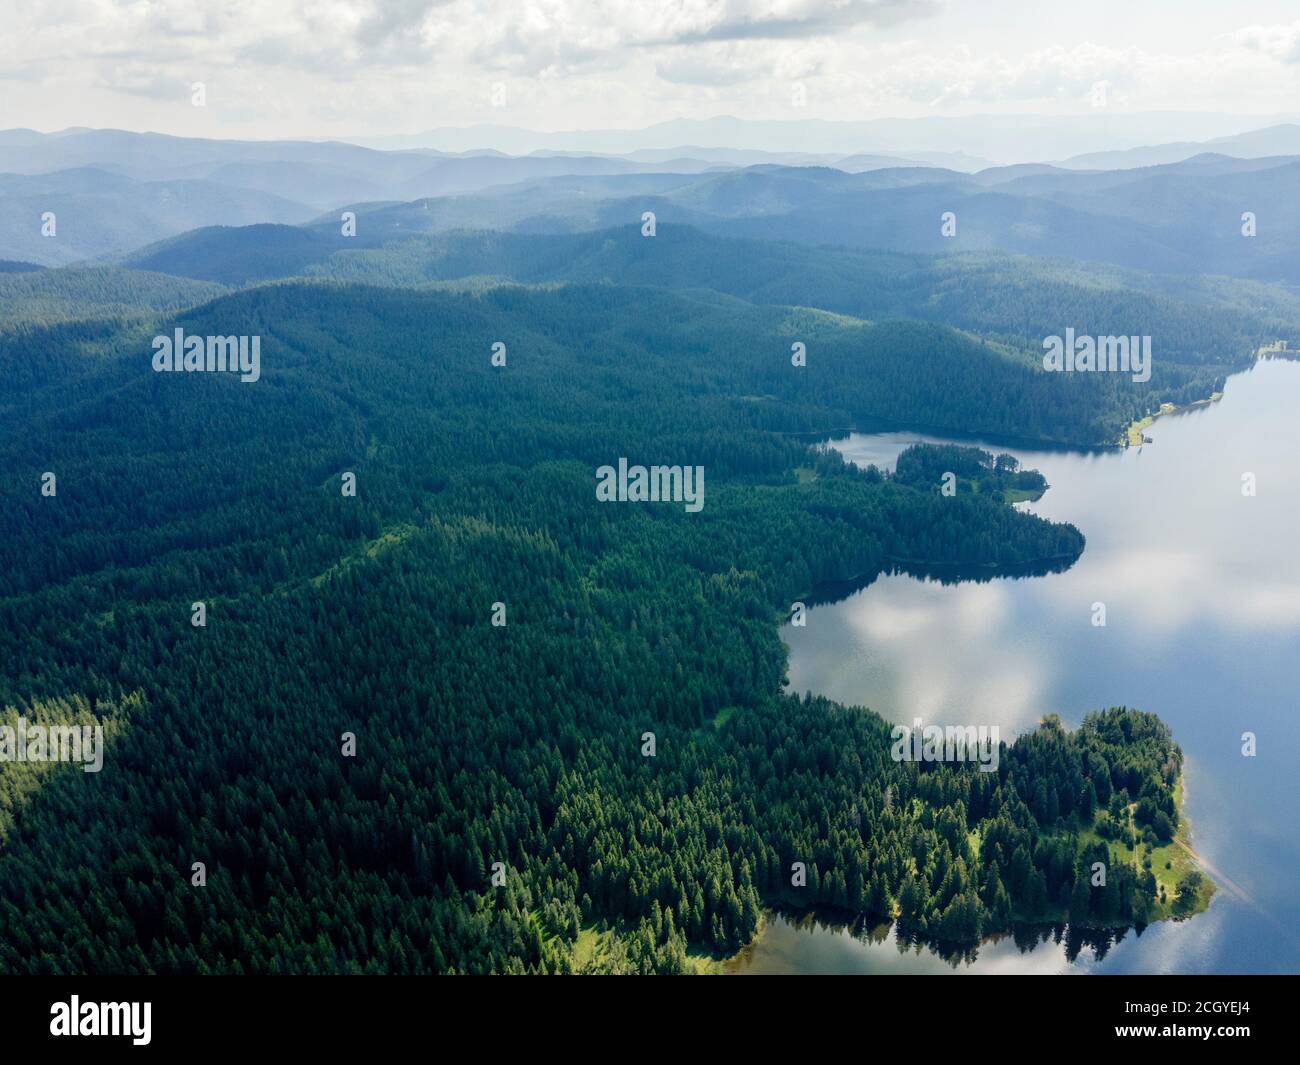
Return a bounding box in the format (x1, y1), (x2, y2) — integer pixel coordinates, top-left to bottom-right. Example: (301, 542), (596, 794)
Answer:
(1120, 392), (1223, 447)
(1119, 345), (1300, 447)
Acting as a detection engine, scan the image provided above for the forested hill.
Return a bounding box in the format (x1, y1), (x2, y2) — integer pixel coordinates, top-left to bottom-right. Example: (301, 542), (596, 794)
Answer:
(306, 226), (1297, 368)
(0, 275), (1187, 973)
(0, 273), (1194, 449)
(121, 222), (1294, 372)
(0, 265), (226, 329)
(102, 221), (1265, 447)
(109, 218), (1286, 447)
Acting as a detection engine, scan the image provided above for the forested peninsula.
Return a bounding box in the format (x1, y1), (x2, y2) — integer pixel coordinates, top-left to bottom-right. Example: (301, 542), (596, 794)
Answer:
(0, 278), (1210, 973)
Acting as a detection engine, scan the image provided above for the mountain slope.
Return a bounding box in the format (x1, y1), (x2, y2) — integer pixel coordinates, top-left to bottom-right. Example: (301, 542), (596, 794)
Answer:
(112, 222), (1291, 383)
(0, 278), (1135, 974)
(0, 168), (316, 266)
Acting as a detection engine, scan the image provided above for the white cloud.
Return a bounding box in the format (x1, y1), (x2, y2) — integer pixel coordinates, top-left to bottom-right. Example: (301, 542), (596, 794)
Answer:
(2, 1), (1300, 137)
(634, 0), (942, 44)
(1235, 19), (1300, 64)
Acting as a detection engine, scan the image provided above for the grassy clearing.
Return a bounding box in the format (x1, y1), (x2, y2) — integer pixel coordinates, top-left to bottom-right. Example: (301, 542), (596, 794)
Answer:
(684, 947), (727, 975)
(958, 478), (1046, 504)
(565, 922), (727, 974)
(569, 926), (616, 971)
(1121, 394), (1222, 447)
(1123, 413), (1158, 447)
(711, 706), (739, 730)
(1075, 774), (1214, 920)
(1003, 486), (1046, 504)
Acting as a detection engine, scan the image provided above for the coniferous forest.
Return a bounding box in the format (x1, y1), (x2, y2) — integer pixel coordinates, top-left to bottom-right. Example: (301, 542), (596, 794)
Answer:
(2, 268), (1193, 973)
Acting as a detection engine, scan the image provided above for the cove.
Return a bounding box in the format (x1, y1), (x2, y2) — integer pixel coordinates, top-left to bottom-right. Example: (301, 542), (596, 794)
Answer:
(731, 358), (1300, 975)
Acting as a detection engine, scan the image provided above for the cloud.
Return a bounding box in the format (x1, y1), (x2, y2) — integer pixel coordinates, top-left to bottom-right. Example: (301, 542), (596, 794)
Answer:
(3, 1), (941, 81)
(1235, 19), (1300, 64)
(91, 64), (191, 101)
(655, 39), (828, 86)
(656, 52), (763, 87)
(5, 2), (1300, 139)
(860, 43), (1150, 108)
(355, 0), (449, 48)
(638, 0), (943, 45)
(805, 37), (1300, 114)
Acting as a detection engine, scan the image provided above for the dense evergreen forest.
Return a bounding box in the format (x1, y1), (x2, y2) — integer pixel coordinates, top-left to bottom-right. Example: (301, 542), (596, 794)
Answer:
(0, 267), (1199, 973)
(0, 265), (224, 328)
(296, 225), (1294, 371)
(117, 220), (1289, 446)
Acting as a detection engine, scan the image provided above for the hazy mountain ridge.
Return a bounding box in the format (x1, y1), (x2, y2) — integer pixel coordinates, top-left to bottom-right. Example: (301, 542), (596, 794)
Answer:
(0, 167), (318, 266)
(345, 113), (1300, 161)
(10, 126), (1300, 281)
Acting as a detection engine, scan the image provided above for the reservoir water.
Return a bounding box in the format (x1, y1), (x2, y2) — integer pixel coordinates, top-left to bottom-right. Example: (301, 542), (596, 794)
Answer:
(731, 358), (1300, 974)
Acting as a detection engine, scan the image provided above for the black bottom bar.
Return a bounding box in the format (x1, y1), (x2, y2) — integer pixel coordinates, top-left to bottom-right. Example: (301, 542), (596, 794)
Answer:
(0, 973), (1289, 1051)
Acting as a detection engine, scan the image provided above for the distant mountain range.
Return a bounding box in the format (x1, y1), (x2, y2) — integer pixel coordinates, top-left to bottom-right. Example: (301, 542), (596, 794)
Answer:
(263, 152), (1300, 285)
(1058, 123), (1300, 169)
(349, 112), (1300, 162)
(0, 167), (315, 266)
(7, 125), (1300, 282)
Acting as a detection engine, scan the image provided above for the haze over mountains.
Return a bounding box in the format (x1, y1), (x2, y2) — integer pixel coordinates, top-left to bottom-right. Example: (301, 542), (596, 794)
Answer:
(349, 113), (1300, 162)
(6, 118), (1300, 282)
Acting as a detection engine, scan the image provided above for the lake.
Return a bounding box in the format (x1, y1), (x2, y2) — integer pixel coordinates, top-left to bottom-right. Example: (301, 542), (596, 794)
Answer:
(730, 358), (1300, 974)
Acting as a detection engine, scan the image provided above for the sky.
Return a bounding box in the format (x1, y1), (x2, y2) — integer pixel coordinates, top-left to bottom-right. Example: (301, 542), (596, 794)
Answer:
(3, 0), (1300, 141)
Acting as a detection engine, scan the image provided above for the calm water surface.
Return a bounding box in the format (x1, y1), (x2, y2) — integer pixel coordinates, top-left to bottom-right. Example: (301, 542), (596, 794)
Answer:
(731, 359), (1300, 974)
